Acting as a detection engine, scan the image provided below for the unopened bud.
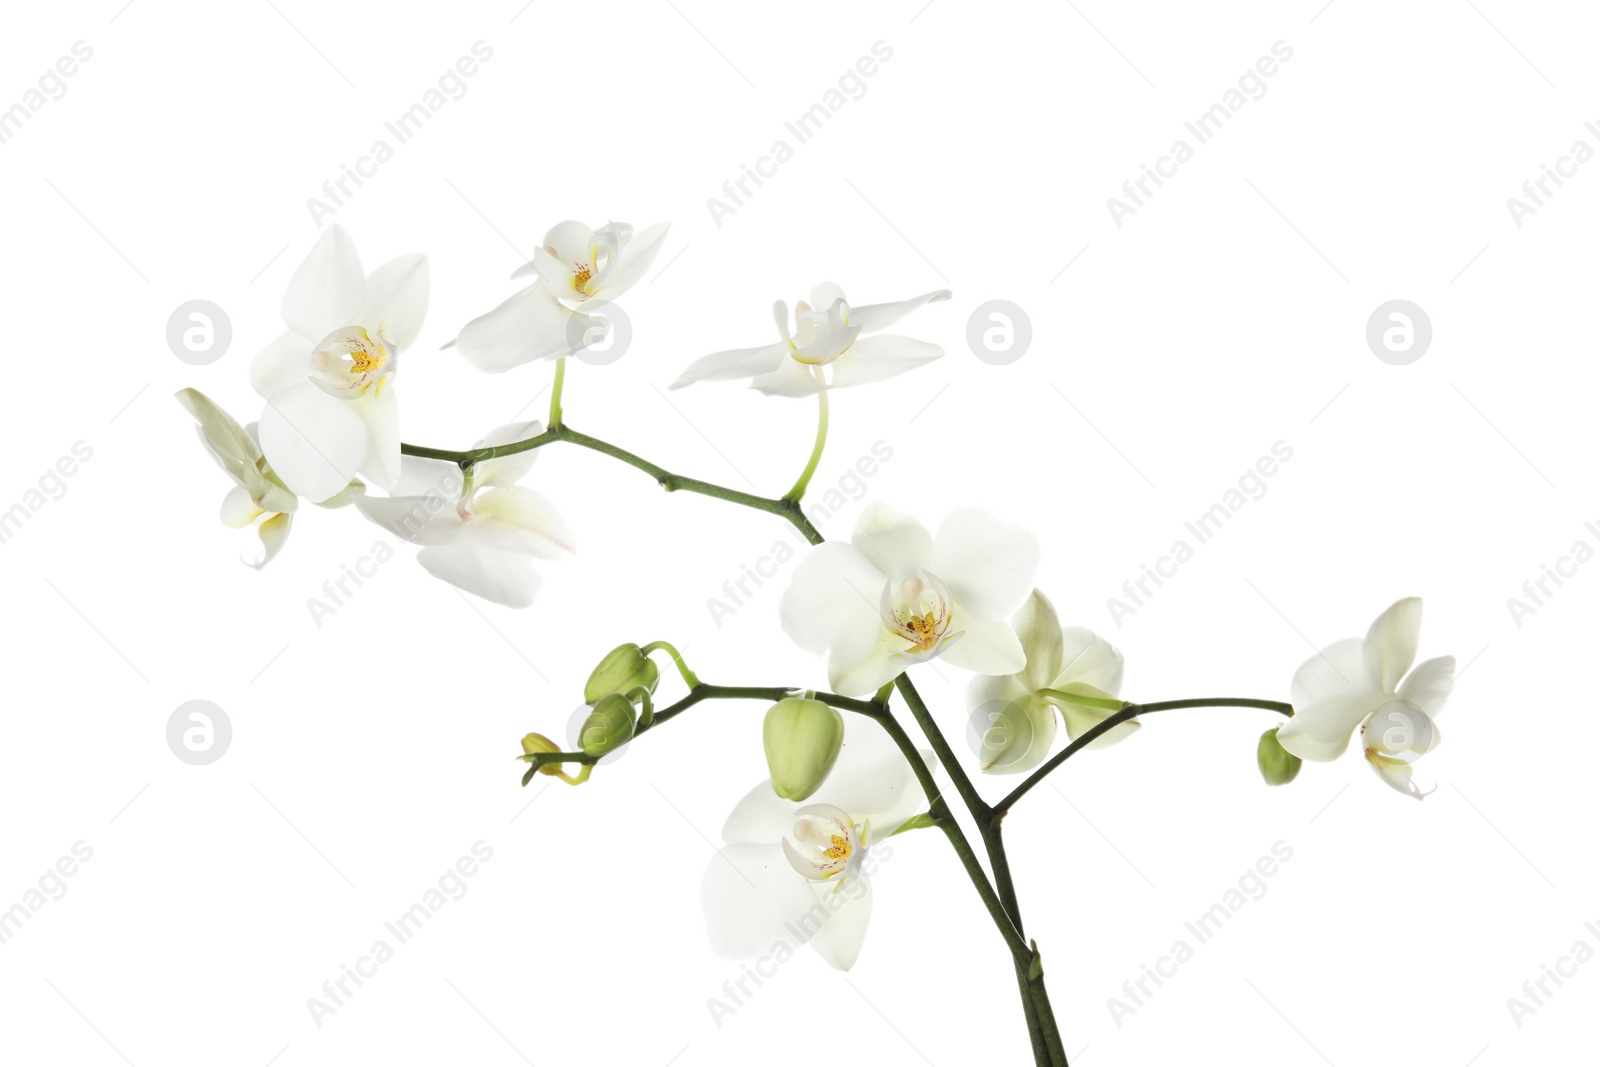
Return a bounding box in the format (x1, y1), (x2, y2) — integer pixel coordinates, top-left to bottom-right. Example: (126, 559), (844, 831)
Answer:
(521, 732), (567, 777)
(579, 694), (637, 757)
(1257, 726), (1302, 786)
(763, 698), (845, 801)
(584, 644), (660, 704)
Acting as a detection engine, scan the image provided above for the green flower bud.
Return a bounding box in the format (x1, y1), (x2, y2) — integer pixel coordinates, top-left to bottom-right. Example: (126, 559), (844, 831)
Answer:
(763, 698), (845, 801)
(584, 644), (660, 704)
(1257, 726), (1302, 786)
(578, 694), (637, 757)
(520, 732), (567, 777)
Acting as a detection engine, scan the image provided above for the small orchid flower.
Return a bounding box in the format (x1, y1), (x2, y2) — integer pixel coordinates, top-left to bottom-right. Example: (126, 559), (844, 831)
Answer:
(670, 283), (950, 396)
(780, 503), (1039, 695)
(1276, 597), (1453, 799)
(251, 225), (429, 504)
(701, 718), (930, 971)
(176, 388), (309, 569)
(451, 219), (669, 373)
(967, 590), (1129, 774)
(353, 421), (572, 607)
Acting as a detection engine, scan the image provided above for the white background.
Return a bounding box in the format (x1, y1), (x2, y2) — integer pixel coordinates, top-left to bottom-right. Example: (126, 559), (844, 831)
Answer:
(0, 1), (1594, 1064)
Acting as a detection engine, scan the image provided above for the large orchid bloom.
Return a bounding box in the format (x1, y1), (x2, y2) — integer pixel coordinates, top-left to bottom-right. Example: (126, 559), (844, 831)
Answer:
(452, 219), (669, 372)
(780, 503), (1039, 695)
(251, 226), (429, 504)
(353, 422), (572, 607)
(967, 590), (1128, 774)
(176, 388), (309, 569)
(701, 717), (930, 971)
(671, 283), (950, 396)
(1276, 597), (1453, 799)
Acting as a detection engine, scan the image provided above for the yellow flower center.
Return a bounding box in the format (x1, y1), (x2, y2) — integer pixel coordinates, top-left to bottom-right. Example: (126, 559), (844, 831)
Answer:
(822, 833), (851, 861)
(572, 264), (592, 293)
(882, 571), (953, 653)
(313, 326), (389, 395)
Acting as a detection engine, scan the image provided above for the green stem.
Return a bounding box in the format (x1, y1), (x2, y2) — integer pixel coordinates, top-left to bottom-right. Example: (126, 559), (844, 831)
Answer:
(864, 695), (1033, 964)
(519, 683), (881, 785)
(627, 686), (655, 729)
(549, 357), (567, 428)
(1038, 688), (1127, 712)
(991, 697), (1295, 821)
(895, 674), (1069, 1065)
(782, 391), (829, 502)
(895, 676), (993, 826)
(401, 423), (824, 545)
(640, 641), (700, 689)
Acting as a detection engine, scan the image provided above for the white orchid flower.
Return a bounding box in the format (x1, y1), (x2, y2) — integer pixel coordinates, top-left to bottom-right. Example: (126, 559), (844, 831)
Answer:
(670, 283), (950, 396)
(353, 421), (572, 608)
(1276, 597), (1453, 799)
(967, 590), (1128, 774)
(176, 388), (311, 569)
(251, 225), (429, 504)
(451, 219), (669, 373)
(780, 503), (1039, 696)
(701, 718), (930, 971)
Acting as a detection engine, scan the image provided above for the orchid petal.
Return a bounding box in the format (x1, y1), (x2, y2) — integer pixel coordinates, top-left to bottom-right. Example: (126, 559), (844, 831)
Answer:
(849, 289), (952, 334)
(938, 614), (1026, 675)
(1397, 656), (1455, 719)
(930, 508), (1039, 621)
(249, 331), (312, 400)
(468, 487), (574, 558)
(851, 503), (933, 576)
(805, 876), (874, 971)
(415, 538), (542, 607)
(248, 512), (293, 570)
(453, 283), (576, 372)
(258, 381), (367, 503)
(1365, 597), (1423, 693)
(670, 342), (790, 389)
(780, 542), (886, 663)
(355, 383), (401, 492)
(700, 843), (817, 960)
(827, 334), (943, 390)
(281, 225), (365, 341)
(749, 358), (826, 397)
(360, 253), (429, 351)
(592, 220), (669, 300)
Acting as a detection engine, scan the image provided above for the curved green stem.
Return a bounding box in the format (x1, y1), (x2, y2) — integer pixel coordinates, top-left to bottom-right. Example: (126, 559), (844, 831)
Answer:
(549, 357), (567, 428)
(991, 697), (1295, 821)
(640, 641), (700, 689)
(627, 686), (655, 729)
(782, 391), (829, 502)
(1038, 688), (1126, 712)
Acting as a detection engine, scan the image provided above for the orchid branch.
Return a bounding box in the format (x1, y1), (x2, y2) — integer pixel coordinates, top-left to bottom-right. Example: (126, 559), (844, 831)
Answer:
(990, 697), (1295, 821)
(413, 379), (1064, 1063)
(402, 423), (825, 544)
